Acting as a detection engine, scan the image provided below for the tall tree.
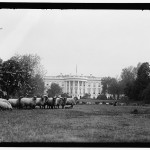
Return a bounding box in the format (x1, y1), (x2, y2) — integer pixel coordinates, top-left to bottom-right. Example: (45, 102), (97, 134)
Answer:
(121, 63), (141, 100)
(101, 77), (112, 95)
(12, 54), (46, 97)
(28, 74), (45, 97)
(107, 78), (122, 100)
(47, 83), (62, 97)
(1, 59), (23, 99)
(0, 54), (46, 98)
(134, 62), (150, 101)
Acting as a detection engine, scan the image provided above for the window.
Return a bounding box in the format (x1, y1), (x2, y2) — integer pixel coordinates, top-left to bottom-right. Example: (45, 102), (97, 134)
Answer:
(79, 81), (82, 86)
(75, 81), (78, 86)
(88, 88), (91, 94)
(98, 88), (101, 94)
(98, 83), (101, 87)
(75, 89), (77, 94)
(93, 88), (96, 94)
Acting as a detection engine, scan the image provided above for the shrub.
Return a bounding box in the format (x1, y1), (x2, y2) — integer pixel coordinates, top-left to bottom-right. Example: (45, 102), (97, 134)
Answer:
(97, 94), (107, 100)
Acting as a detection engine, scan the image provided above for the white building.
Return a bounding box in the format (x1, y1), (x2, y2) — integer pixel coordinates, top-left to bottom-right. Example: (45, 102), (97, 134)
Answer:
(44, 74), (102, 99)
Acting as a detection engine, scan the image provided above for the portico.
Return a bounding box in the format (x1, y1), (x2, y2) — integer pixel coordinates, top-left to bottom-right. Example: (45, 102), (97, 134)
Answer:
(64, 76), (87, 99)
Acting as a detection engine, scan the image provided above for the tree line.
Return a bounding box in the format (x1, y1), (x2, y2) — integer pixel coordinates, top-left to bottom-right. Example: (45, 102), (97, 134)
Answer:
(1, 53), (150, 103)
(0, 54), (45, 99)
(98, 62), (150, 103)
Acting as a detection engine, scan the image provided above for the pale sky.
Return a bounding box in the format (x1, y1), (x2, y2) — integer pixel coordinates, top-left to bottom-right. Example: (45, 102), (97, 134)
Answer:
(0, 9), (150, 77)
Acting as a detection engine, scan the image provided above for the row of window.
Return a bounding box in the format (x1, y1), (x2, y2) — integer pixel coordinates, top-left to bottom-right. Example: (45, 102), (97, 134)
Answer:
(88, 88), (101, 94)
(67, 81), (86, 86)
(46, 81), (101, 88)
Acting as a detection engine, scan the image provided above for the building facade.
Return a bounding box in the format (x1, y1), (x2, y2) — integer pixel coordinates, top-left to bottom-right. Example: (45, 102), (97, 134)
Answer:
(44, 74), (102, 99)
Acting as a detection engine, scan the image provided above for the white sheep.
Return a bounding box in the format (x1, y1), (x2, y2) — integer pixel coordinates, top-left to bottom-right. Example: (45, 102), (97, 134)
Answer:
(20, 96), (37, 109)
(0, 99), (12, 111)
(36, 97), (46, 109)
(8, 99), (19, 109)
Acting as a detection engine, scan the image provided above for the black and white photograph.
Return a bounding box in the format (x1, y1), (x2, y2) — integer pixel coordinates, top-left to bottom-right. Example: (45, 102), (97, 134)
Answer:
(0, 2), (150, 146)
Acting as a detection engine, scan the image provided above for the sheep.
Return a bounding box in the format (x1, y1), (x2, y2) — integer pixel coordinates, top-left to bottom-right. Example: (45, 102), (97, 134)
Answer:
(8, 99), (20, 109)
(0, 99), (12, 111)
(87, 102), (92, 105)
(45, 97), (56, 109)
(19, 96), (37, 109)
(54, 97), (62, 109)
(64, 97), (77, 108)
(36, 96), (46, 109)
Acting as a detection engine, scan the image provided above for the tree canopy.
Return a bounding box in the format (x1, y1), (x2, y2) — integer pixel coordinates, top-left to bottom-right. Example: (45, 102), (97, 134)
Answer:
(0, 54), (45, 99)
(47, 83), (62, 97)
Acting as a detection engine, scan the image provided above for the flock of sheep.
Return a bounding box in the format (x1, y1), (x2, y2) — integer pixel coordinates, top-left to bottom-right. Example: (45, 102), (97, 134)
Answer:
(0, 96), (77, 111)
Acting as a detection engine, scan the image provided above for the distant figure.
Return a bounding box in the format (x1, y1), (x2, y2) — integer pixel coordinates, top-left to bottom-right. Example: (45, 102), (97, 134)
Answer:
(113, 101), (117, 106)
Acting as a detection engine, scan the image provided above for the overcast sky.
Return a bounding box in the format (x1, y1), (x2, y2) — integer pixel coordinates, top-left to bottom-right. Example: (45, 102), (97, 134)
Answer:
(0, 9), (150, 77)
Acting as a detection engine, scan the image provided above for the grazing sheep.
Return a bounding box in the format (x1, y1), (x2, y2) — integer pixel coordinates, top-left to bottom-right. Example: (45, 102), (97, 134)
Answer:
(8, 99), (20, 109)
(36, 96), (46, 109)
(87, 102), (92, 105)
(120, 103), (126, 106)
(19, 96), (37, 109)
(44, 96), (56, 109)
(0, 100), (12, 111)
(55, 97), (63, 109)
(64, 98), (77, 108)
(0, 98), (12, 106)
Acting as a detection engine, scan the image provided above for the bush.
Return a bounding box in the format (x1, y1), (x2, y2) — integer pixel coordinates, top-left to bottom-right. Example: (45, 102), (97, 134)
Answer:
(120, 96), (129, 101)
(97, 94), (107, 100)
(82, 93), (91, 99)
(131, 109), (138, 114)
(142, 83), (150, 104)
(61, 93), (71, 98)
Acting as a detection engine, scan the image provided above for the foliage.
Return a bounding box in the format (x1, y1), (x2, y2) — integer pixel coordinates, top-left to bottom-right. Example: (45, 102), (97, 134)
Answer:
(0, 54), (45, 98)
(134, 62), (150, 101)
(47, 83), (62, 97)
(61, 93), (71, 98)
(141, 83), (150, 103)
(97, 94), (107, 100)
(27, 74), (45, 97)
(1, 59), (24, 99)
(121, 63), (141, 100)
(101, 77), (123, 100)
(82, 93), (91, 99)
(101, 77), (112, 95)
(12, 54), (45, 97)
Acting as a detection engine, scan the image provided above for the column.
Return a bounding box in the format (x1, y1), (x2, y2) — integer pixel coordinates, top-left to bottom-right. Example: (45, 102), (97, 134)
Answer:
(69, 81), (70, 96)
(77, 81), (79, 98)
(73, 81), (75, 97)
(85, 81), (87, 93)
(65, 81), (67, 93)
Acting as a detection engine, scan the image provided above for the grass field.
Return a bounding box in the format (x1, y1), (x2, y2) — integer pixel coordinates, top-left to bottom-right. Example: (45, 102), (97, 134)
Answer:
(0, 104), (150, 143)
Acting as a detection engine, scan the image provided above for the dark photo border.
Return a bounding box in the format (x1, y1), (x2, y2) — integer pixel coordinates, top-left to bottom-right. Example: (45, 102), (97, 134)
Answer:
(0, 2), (150, 147)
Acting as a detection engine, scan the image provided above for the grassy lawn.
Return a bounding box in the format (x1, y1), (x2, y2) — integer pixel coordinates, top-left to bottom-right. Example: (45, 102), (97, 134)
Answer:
(0, 104), (150, 143)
